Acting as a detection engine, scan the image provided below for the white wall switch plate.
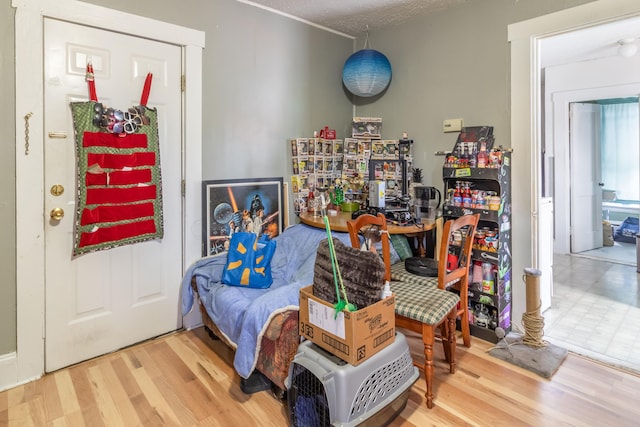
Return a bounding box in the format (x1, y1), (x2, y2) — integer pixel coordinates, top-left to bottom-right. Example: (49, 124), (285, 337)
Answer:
(443, 118), (463, 133)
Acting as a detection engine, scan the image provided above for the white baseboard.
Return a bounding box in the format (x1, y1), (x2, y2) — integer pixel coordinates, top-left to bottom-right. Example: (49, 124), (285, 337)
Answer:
(0, 351), (43, 392)
(0, 352), (18, 392)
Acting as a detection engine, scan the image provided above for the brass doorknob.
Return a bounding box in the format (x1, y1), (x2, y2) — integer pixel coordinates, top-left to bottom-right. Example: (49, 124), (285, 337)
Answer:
(50, 207), (64, 221)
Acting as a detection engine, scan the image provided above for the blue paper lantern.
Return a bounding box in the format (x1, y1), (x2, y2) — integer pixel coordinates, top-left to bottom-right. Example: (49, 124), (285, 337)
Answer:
(342, 49), (392, 97)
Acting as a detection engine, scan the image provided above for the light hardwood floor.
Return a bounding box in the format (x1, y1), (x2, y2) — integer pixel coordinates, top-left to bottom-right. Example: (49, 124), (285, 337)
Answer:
(2, 326), (640, 426)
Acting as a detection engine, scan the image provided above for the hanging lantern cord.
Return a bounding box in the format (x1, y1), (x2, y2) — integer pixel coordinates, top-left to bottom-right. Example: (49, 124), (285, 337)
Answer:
(364, 25), (371, 49)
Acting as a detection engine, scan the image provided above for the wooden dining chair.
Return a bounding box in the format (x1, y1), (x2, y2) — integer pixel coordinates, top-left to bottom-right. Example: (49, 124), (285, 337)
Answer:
(346, 213), (479, 408)
(436, 213), (479, 346)
(346, 212), (391, 282)
(389, 213), (479, 348)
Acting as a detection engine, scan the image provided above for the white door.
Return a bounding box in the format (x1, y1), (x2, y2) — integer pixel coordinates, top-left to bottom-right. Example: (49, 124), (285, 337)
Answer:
(44, 18), (183, 371)
(569, 102), (603, 253)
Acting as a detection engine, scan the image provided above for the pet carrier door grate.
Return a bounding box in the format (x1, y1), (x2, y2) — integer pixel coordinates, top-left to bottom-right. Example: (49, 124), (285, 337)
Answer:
(287, 332), (418, 427)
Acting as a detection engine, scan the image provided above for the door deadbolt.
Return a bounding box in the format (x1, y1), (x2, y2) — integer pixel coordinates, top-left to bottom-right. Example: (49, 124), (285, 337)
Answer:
(50, 184), (64, 196)
(50, 207), (64, 221)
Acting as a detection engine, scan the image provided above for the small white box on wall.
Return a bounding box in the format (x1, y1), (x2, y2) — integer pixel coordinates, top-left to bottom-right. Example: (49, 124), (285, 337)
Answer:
(443, 118), (464, 133)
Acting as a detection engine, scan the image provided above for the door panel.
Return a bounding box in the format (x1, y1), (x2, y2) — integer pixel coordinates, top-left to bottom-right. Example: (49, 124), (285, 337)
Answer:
(44, 18), (183, 371)
(570, 102), (603, 253)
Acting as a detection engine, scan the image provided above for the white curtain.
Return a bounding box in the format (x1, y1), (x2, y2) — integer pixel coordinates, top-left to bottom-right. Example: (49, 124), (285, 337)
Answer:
(601, 102), (639, 201)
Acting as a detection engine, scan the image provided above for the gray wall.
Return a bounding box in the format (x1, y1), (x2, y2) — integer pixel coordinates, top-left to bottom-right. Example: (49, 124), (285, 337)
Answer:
(1, 2), (16, 354)
(80, 0), (355, 181)
(1, 0), (595, 356)
(0, 0), (353, 355)
(354, 0), (594, 188)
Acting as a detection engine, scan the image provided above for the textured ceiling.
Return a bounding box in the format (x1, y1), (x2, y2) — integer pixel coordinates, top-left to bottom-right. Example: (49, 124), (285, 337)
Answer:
(244, 0), (467, 37)
(244, 0), (640, 67)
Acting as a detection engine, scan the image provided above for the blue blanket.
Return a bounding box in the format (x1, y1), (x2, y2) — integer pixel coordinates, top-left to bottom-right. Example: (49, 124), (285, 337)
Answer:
(181, 223), (363, 378)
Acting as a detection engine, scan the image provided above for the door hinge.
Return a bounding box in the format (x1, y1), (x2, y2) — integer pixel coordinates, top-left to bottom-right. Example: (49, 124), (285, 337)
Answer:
(181, 179), (186, 197)
(181, 75), (186, 92)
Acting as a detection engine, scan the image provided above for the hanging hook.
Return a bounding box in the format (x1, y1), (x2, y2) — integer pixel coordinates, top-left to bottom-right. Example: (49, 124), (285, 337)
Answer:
(364, 25), (371, 50)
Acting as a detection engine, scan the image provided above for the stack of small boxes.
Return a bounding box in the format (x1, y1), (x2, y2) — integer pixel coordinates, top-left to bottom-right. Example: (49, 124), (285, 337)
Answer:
(290, 137), (344, 213)
(289, 117), (413, 213)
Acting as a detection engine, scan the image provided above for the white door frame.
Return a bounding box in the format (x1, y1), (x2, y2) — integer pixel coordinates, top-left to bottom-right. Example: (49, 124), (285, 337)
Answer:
(508, 0), (640, 328)
(11, 0), (204, 387)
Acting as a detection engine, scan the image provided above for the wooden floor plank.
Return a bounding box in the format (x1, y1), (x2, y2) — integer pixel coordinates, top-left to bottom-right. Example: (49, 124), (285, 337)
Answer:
(0, 383), (8, 426)
(98, 358), (142, 425)
(48, 416), (70, 427)
(6, 401), (34, 427)
(68, 362), (105, 427)
(85, 364), (126, 426)
(124, 354), (185, 426)
(2, 327), (640, 426)
(25, 399), (45, 427)
(166, 333), (231, 390)
(51, 370), (79, 418)
(111, 355), (142, 398)
(111, 354), (165, 425)
(6, 386), (25, 409)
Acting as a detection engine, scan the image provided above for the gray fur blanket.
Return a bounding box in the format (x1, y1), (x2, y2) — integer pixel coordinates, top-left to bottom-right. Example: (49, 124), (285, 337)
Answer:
(313, 238), (386, 309)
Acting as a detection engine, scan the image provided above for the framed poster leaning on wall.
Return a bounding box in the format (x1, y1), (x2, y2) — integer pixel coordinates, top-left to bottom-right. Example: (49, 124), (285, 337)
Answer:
(202, 177), (283, 256)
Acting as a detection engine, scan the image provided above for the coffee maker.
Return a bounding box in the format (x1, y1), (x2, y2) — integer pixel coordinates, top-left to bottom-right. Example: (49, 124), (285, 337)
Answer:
(412, 185), (441, 220)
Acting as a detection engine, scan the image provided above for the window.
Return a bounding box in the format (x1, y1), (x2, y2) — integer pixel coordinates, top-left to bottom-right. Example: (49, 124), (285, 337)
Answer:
(601, 101), (639, 201)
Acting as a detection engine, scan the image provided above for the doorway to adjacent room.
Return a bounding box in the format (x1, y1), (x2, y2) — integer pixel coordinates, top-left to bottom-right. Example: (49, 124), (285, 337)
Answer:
(528, 8), (640, 376)
(569, 97), (639, 267)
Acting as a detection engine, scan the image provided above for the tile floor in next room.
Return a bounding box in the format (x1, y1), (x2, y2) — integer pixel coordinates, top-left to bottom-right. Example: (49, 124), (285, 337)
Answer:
(543, 247), (640, 375)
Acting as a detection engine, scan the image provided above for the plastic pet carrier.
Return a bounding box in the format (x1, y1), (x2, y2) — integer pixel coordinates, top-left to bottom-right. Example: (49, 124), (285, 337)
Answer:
(287, 332), (418, 427)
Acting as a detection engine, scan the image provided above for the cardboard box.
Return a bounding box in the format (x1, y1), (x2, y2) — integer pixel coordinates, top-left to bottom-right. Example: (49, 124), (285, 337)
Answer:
(603, 221), (614, 246)
(352, 117), (382, 139)
(298, 285), (395, 365)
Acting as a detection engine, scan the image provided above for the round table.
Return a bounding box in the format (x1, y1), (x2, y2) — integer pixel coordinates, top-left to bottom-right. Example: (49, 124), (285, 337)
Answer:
(298, 211), (440, 257)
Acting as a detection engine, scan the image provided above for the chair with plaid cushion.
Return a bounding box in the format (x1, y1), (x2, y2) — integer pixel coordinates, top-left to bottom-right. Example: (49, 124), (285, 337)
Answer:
(347, 213), (479, 408)
(391, 213), (479, 348)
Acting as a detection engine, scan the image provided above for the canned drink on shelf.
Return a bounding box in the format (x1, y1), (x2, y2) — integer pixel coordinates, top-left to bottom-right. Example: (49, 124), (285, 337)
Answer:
(489, 150), (502, 167)
(484, 229), (498, 252)
(451, 229), (463, 246)
(481, 262), (494, 294)
(472, 261), (483, 283)
(474, 229), (486, 250)
(474, 190), (486, 209)
(447, 253), (459, 271)
(488, 195), (501, 211)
